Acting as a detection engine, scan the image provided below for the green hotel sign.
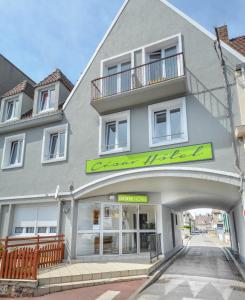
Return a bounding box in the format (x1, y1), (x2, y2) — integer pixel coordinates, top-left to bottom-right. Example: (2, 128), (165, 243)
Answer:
(86, 143), (213, 174)
(117, 194), (149, 203)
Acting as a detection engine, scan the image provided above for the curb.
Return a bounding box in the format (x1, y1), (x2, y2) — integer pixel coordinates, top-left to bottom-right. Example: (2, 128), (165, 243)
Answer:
(223, 247), (245, 281)
(127, 237), (191, 300)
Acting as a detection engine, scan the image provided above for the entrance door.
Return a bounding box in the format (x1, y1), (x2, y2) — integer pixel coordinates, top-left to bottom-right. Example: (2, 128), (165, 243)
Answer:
(171, 213), (176, 248)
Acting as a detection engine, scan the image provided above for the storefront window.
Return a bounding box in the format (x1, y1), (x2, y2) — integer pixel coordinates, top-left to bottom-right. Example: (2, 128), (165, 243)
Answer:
(140, 232), (151, 252)
(139, 206), (156, 230)
(78, 203), (101, 231)
(122, 205), (137, 230)
(122, 233), (137, 254)
(103, 233), (119, 255)
(77, 233), (100, 256)
(76, 202), (157, 256)
(103, 204), (119, 230)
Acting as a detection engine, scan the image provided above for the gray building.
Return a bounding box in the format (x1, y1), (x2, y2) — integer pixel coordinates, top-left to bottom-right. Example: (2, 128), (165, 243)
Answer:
(0, 54), (35, 97)
(0, 0), (245, 263)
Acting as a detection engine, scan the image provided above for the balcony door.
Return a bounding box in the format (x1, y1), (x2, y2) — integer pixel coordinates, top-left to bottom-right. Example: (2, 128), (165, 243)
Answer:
(104, 61), (131, 97)
(147, 46), (178, 83)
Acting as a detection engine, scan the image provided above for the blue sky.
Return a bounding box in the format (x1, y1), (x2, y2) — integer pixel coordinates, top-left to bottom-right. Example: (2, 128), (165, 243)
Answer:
(0, 0), (244, 84)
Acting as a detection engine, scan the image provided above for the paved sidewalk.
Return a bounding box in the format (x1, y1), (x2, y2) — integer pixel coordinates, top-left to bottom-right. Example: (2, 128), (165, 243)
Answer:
(36, 256), (164, 296)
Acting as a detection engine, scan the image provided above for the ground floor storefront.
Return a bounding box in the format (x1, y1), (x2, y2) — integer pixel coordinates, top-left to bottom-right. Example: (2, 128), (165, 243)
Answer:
(1, 170), (245, 263)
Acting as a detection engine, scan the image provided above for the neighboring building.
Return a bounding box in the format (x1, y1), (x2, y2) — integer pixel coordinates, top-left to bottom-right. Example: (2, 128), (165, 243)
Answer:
(1, 0), (245, 263)
(194, 214), (212, 232)
(182, 211), (194, 237)
(216, 25), (245, 57)
(0, 54), (35, 97)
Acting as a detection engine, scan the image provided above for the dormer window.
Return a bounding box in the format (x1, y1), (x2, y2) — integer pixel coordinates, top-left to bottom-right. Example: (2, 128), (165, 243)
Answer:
(3, 97), (19, 122)
(38, 88), (55, 113)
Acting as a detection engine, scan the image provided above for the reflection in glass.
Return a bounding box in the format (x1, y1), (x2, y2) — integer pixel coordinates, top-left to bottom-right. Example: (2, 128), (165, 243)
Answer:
(154, 110), (167, 143)
(122, 233), (137, 254)
(103, 205), (119, 230)
(122, 206), (137, 230)
(103, 233), (119, 255)
(165, 46), (177, 78)
(77, 233), (100, 256)
(118, 120), (127, 148)
(139, 206), (156, 230)
(140, 232), (151, 252)
(78, 203), (100, 231)
(170, 108), (181, 139)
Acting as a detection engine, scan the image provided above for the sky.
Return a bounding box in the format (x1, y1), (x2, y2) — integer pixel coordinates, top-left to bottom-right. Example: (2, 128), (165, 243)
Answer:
(0, 0), (245, 85)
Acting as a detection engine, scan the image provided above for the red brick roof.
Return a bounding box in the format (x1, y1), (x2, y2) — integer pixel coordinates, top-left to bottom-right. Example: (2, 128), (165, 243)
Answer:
(229, 36), (245, 56)
(35, 69), (74, 91)
(2, 80), (34, 99)
(216, 25), (245, 57)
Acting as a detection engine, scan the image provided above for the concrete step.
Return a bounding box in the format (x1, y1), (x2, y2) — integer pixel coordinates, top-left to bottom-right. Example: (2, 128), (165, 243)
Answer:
(36, 275), (148, 296)
(38, 268), (148, 286)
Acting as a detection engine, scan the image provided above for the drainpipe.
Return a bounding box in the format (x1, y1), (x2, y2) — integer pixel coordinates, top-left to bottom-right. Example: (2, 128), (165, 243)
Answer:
(214, 28), (244, 190)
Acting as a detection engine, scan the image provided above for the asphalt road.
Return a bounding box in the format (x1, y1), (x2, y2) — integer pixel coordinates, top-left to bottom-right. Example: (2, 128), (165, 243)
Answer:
(136, 234), (245, 300)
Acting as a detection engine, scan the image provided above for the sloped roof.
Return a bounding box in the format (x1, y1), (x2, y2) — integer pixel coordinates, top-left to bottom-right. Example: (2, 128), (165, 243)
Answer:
(2, 80), (34, 99)
(35, 69), (74, 92)
(229, 36), (245, 57)
(62, 0), (245, 110)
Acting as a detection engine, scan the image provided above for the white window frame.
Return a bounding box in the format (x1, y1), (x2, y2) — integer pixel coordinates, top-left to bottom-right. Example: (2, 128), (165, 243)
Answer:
(148, 97), (188, 148)
(1, 133), (25, 169)
(100, 34), (183, 92)
(2, 96), (20, 123)
(41, 123), (68, 164)
(12, 204), (58, 237)
(37, 86), (56, 114)
(99, 110), (130, 155)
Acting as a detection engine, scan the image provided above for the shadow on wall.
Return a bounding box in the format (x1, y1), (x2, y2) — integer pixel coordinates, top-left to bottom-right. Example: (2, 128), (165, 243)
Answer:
(186, 68), (231, 132)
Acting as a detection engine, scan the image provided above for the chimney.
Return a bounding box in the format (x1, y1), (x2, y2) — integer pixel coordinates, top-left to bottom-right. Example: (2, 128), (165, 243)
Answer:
(216, 25), (229, 43)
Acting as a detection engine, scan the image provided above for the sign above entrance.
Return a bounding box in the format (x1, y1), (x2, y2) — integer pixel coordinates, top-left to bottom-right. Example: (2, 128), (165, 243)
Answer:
(86, 143), (213, 174)
(117, 194), (149, 204)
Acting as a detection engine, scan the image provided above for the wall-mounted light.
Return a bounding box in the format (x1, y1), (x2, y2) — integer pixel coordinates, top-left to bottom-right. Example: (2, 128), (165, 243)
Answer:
(108, 194), (116, 201)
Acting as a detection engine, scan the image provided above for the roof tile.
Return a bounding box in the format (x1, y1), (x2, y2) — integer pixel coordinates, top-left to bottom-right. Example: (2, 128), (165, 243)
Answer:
(2, 80), (34, 99)
(35, 69), (74, 91)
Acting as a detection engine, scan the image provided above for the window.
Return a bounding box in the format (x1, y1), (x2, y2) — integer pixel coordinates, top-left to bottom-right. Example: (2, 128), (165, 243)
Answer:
(49, 227), (57, 234)
(38, 87), (55, 113)
(99, 111), (130, 154)
(148, 98), (188, 147)
(1, 134), (25, 169)
(42, 124), (68, 163)
(77, 202), (157, 256)
(2, 97), (19, 122)
(12, 204), (58, 236)
(146, 46), (178, 83)
(15, 227), (24, 234)
(103, 61), (131, 97)
(26, 227), (35, 234)
(37, 227), (47, 234)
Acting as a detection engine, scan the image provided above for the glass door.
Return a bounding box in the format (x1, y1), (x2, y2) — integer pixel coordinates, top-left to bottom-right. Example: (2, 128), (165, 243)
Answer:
(164, 46), (178, 79)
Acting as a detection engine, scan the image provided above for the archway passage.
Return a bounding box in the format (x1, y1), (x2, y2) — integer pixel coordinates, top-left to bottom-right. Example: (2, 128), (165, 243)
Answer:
(78, 175), (241, 211)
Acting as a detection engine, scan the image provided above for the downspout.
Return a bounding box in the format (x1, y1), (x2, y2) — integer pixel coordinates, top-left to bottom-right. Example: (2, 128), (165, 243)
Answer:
(214, 28), (244, 195)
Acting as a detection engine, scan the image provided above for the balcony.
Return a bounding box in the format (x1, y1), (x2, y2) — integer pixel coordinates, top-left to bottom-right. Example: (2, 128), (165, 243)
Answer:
(91, 52), (188, 114)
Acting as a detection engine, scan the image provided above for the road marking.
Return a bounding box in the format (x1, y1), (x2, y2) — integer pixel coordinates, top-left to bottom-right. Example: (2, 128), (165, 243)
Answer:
(163, 279), (185, 296)
(212, 283), (233, 300)
(137, 295), (160, 300)
(188, 280), (207, 297)
(183, 298), (204, 300)
(95, 290), (120, 300)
